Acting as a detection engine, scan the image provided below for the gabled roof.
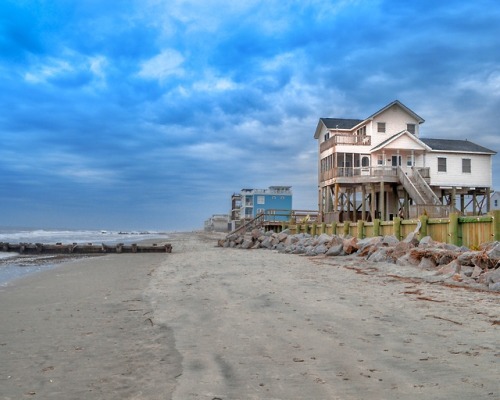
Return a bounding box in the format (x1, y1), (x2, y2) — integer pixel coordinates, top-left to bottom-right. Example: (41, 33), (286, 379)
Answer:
(367, 100), (425, 123)
(371, 130), (431, 152)
(314, 100), (423, 139)
(420, 138), (496, 154)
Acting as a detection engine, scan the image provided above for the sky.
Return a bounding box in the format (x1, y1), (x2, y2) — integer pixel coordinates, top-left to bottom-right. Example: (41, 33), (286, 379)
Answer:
(1, 0), (499, 231)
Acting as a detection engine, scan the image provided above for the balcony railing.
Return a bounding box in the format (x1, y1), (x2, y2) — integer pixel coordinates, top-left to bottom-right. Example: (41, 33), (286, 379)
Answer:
(320, 166), (398, 181)
(320, 134), (371, 152)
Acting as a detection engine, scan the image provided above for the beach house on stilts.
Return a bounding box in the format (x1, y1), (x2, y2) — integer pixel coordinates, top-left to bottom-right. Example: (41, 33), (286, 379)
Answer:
(314, 100), (497, 223)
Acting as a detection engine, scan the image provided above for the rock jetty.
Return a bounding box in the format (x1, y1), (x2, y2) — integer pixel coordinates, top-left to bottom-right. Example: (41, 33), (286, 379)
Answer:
(219, 229), (500, 291)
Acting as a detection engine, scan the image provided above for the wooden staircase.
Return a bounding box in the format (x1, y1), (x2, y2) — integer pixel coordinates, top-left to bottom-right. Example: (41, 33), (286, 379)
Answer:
(226, 213), (266, 238)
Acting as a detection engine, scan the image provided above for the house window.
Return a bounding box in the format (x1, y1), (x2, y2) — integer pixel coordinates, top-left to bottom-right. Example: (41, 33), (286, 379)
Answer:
(407, 124), (416, 134)
(462, 158), (471, 173)
(377, 122), (386, 133)
(257, 196), (265, 205)
(377, 155), (384, 165)
(438, 157), (447, 172)
(495, 199), (498, 207)
(406, 155), (413, 166)
(324, 132), (330, 141)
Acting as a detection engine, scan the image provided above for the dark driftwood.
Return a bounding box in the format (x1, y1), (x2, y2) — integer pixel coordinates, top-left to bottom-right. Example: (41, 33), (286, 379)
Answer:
(0, 242), (172, 254)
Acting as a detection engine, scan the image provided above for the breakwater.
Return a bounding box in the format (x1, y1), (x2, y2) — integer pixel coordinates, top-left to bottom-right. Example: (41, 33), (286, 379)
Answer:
(0, 242), (172, 254)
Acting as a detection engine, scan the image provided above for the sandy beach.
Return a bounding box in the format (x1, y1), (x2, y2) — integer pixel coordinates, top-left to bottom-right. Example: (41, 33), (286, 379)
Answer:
(0, 231), (498, 399)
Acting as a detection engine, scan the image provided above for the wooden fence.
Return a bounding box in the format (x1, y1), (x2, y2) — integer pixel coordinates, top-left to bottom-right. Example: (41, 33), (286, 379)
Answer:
(278, 210), (500, 249)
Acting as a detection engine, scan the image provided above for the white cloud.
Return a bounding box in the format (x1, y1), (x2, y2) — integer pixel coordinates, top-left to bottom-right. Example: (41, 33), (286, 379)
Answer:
(456, 69), (500, 97)
(23, 52), (109, 86)
(192, 73), (238, 92)
(0, 148), (117, 184)
(89, 55), (107, 79)
(184, 142), (244, 161)
(24, 58), (74, 83)
(137, 49), (185, 81)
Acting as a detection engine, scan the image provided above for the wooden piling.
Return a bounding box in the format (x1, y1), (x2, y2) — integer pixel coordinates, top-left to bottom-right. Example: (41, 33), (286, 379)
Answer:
(393, 217), (401, 241)
(448, 212), (460, 246)
(357, 219), (364, 239)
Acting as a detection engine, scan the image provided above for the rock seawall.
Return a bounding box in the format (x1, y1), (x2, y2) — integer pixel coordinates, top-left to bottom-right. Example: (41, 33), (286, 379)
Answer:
(218, 229), (500, 291)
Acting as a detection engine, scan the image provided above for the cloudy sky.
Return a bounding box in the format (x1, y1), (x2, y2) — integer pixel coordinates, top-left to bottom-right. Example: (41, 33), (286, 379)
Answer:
(1, 0), (499, 231)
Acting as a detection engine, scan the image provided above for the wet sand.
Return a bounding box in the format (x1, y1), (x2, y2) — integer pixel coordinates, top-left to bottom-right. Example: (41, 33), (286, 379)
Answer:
(1, 232), (498, 399)
(0, 250), (180, 399)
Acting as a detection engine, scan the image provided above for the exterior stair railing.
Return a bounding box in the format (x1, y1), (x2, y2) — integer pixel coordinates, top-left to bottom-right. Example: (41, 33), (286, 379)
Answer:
(397, 167), (425, 204)
(411, 167), (442, 206)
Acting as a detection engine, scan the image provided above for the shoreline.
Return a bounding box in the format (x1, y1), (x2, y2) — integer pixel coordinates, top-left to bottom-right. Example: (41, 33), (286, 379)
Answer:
(0, 233), (176, 288)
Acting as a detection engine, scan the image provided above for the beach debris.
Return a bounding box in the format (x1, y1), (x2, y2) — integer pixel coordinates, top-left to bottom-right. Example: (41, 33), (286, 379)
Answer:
(218, 229), (500, 292)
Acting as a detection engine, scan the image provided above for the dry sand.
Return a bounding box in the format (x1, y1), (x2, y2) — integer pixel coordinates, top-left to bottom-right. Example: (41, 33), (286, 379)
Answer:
(1, 231), (498, 399)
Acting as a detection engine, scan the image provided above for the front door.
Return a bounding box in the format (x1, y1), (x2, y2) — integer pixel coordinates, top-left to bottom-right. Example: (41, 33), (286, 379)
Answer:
(391, 155), (402, 167)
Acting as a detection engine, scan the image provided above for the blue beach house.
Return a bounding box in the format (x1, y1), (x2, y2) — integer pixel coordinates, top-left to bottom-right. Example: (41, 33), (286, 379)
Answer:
(240, 186), (292, 222)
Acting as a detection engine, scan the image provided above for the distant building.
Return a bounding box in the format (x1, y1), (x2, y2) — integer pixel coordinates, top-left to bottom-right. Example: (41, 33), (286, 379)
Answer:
(204, 214), (229, 232)
(240, 186), (293, 221)
(491, 192), (500, 210)
(231, 193), (242, 221)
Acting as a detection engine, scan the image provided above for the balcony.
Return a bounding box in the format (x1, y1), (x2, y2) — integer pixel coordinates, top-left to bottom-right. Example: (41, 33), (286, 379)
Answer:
(320, 134), (371, 152)
(320, 166), (398, 183)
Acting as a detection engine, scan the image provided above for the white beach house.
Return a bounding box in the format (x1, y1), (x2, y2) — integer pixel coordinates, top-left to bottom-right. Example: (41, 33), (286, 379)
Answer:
(314, 100), (496, 222)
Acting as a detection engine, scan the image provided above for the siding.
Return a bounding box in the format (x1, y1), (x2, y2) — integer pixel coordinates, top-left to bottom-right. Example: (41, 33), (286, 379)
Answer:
(425, 152), (492, 187)
(370, 105), (420, 147)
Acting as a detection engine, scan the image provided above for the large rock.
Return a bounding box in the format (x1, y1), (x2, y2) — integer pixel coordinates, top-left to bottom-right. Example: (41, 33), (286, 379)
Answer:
(418, 257), (436, 269)
(482, 268), (500, 284)
(314, 244), (328, 255)
(241, 239), (254, 249)
(456, 251), (477, 266)
(357, 237), (382, 252)
(327, 235), (344, 247)
(471, 265), (483, 279)
(389, 242), (413, 262)
(367, 248), (391, 263)
(325, 244), (343, 257)
(277, 231), (289, 242)
(343, 237), (359, 255)
(382, 235), (399, 246)
(316, 233), (332, 245)
(251, 229), (262, 239)
(436, 260), (461, 275)
(419, 236), (435, 247)
(284, 235), (300, 246)
(260, 237), (273, 249)
(403, 232), (419, 246)
(486, 242), (500, 260)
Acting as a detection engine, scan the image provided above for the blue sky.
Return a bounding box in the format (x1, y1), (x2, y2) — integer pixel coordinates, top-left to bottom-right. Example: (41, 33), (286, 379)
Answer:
(1, 0), (499, 231)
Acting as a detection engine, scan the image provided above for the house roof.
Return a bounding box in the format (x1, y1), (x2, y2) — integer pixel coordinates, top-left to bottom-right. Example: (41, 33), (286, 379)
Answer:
(371, 130), (431, 152)
(319, 118), (364, 130)
(367, 100), (425, 123)
(420, 138), (497, 154)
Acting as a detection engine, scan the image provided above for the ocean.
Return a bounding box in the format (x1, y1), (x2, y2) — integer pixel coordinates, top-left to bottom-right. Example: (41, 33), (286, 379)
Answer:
(0, 227), (169, 287)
